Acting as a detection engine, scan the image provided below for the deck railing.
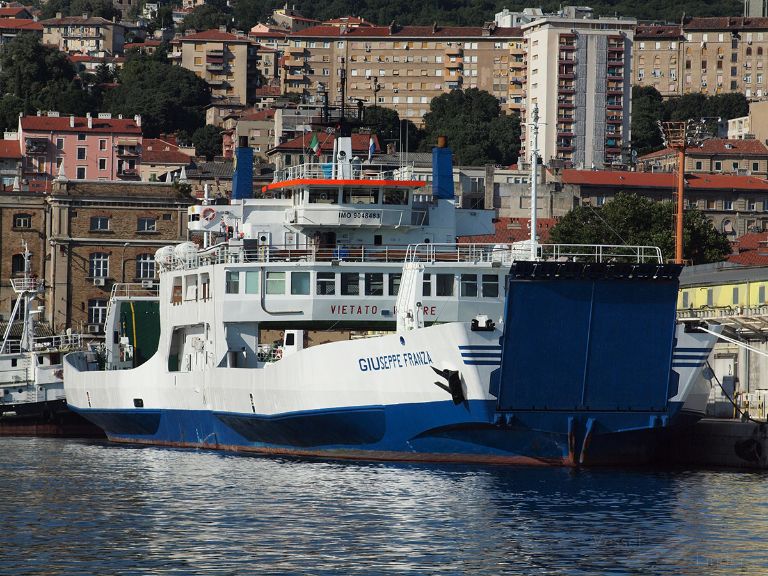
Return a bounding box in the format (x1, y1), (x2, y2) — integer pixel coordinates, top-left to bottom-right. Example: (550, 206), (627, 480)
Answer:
(273, 162), (417, 183)
(163, 242), (664, 272)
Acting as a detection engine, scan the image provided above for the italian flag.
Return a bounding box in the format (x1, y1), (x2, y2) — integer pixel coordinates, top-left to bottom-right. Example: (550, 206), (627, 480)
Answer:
(309, 134), (321, 156)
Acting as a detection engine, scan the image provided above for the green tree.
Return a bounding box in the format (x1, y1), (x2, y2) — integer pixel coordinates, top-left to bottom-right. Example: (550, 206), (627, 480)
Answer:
(41, 0), (119, 19)
(420, 88), (520, 165)
(104, 54), (211, 136)
(0, 94), (25, 132)
(180, 3), (231, 32)
(631, 85), (664, 155)
(192, 124), (222, 160)
(356, 106), (422, 151)
(549, 192), (731, 264)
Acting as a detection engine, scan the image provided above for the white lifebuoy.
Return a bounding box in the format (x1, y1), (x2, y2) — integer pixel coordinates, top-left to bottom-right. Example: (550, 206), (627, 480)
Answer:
(202, 207), (216, 221)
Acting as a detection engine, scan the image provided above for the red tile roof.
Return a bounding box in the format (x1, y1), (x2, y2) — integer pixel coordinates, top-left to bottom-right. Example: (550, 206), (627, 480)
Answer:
(459, 217), (556, 244)
(180, 29), (252, 43)
(124, 40), (162, 49)
(683, 16), (768, 31)
(41, 15), (117, 26)
(639, 139), (768, 161)
(0, 7), (31, 18)
(0, 18), (41, 30)
(253, 86), (281, 96)
(142, 138), (191, 164)
(562, 169), (768, 191)
(323, 16), (375, 27)
(0, 139), (21, 159)
(20, 114), (142, 134)
(268, 132), (379, 154)
(240, 108), (276, 121)
(727, 231), (768, 265)
(248, 29), (288, 39)
(634, 25), (682, 39)
(290, 24), (522, 38)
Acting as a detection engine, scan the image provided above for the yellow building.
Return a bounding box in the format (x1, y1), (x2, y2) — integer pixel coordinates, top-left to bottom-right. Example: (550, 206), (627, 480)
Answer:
(678, 265), (768, 310)
(175, 29), (258, 106)
(42, 13), (125, 56)
(284, 23), (523, 126)
(634, 17), (768, 99)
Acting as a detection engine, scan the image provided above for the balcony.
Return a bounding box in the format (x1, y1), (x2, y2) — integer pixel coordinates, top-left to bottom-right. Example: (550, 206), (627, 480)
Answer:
(445, 46), (463, 56)
(285, 72), (307, 81)
(207, 49), (224, 57)
(288, 46), (305, 55)
(25, 138), (47, 155)
(117, 146), (139, 158)
(558, 84), (575, 93)
(284, 58), (306, 67)
(206, 63), (225, 72)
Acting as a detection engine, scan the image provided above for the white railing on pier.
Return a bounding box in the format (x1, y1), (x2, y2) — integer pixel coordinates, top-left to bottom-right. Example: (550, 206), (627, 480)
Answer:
(162, 242), (664, 273)
(273, 162), (417, 183)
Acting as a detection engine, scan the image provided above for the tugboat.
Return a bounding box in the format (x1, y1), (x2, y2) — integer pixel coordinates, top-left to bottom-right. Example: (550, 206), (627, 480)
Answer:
(0, 243), (102, 437)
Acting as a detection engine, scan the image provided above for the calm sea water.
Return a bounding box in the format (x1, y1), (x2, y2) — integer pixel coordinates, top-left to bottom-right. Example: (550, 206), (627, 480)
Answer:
(1, 438), (766, 575)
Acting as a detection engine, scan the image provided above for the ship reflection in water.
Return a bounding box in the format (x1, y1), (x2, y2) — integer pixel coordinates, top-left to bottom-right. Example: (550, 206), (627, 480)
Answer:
(2, 438), (765, 575)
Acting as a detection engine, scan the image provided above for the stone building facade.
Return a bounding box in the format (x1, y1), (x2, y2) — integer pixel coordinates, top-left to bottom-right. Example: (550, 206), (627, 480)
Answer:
(40, 180), (195, 333)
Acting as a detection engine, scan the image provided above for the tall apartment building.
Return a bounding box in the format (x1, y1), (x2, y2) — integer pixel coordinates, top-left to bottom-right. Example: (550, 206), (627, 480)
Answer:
(42, 13), (125, 55)
(18, 111), (143, 186)
(284, 23), (523, 125)
(522, 12), (635, 168)
(173, 29), (259, 105)
(634, 17), (768, 98)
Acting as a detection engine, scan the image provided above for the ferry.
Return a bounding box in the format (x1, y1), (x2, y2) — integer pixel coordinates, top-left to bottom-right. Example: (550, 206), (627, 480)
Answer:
(62, 138), (723, 465)
(0, 244), (101, 437)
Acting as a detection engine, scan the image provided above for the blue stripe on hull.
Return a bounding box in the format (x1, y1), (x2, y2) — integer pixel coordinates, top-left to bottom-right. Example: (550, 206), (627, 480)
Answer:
(69, 399), (692, 466)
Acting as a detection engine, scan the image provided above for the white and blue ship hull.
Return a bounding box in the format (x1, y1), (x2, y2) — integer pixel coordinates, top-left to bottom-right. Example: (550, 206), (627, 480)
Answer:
(64, 262), (721, 466)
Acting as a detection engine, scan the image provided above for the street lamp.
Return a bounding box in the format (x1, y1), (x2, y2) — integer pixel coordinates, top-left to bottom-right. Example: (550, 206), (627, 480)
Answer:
(657, 118), (717, 264)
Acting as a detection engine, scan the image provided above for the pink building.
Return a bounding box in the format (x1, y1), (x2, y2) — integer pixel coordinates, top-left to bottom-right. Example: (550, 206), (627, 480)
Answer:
(18, 111), (143, 185)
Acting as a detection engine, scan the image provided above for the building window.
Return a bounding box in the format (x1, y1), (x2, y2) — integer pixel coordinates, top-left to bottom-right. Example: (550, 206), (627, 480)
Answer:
(340, 273), (359, 295)
(76, 167), (86, 179)
(291, 271), (310, 295)
(724, 200), (734, 210)
(316, 272), (335, 295)
(88, 299), (107, 325)
(753, 162), (760, 172)
(11, 253), (25, 275)
(694, 161), (703, 170)
(90, 216), (109, 231)
(77, 147), (86, 160)
(364, 273), (383, 296)
(89, 253), (109, 278)
(136, 254), (155, 279)
(77, 133), (86, 141)
(733, 287), (739, 305)
(714, 161), (722, 171)
(56, 138), (64, 151)
(732, 161), (739, 170)
(99, 139), (107, 151)
(99, 158), (107, 170)
(266, 271), (285, 294)
(225, 271), (239, 294)
(137, 217), (157, 232)
(13, 213), (31, 228)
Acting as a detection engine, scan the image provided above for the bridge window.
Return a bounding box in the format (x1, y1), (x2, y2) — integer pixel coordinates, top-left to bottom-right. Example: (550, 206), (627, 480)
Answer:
(341, 273), (360, 295)
(682, 291), (689, 308)
(383, 189), (408, 205)
(436, 274), (454, 297)
(343, 188), (379, 204)
(388, 273), (401, 296)
(291, 272), (310, 295)
(460, 274), (478, 297)
(422, 273), (432, 297)
(309, 188), (338, 204)
(482, 274), (499, 298)
(11, 254), (25, 275)
(225, 271), (240, 294)
(316, 272), (336, 295)
(364, 273), (384, 296)
(266, 272), (285, 294)
(245, 271), (259, 294)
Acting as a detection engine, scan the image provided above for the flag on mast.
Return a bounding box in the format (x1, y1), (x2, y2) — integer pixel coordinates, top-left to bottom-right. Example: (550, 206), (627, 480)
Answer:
(309, 133), (321, 156)
(368, 136), (375, 161)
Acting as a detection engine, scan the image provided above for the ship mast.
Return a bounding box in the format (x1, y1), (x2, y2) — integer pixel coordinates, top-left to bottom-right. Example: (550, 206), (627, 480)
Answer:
(529, 104), (540, 261)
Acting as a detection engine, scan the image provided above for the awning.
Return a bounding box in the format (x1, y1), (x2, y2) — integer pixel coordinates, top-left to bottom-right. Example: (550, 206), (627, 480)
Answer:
(116, 138), (139, 146)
